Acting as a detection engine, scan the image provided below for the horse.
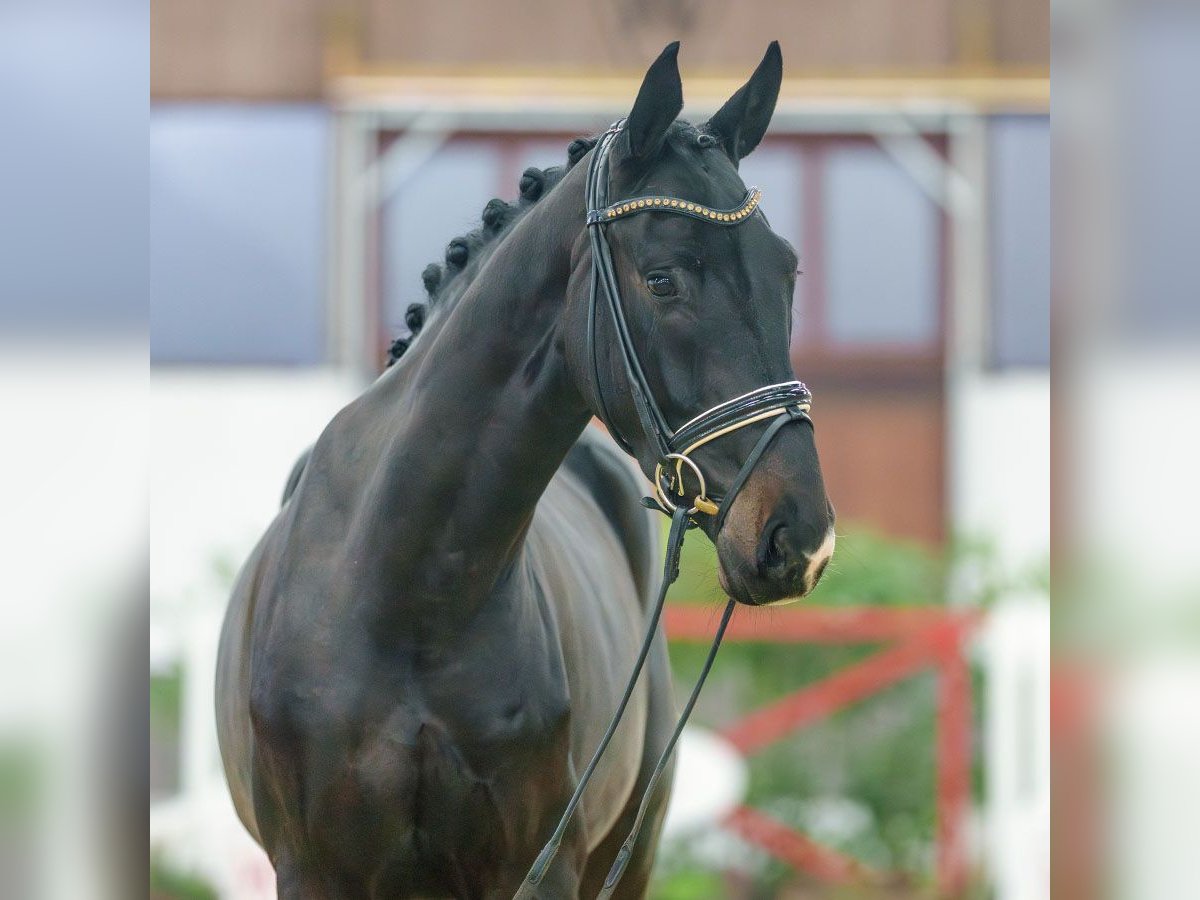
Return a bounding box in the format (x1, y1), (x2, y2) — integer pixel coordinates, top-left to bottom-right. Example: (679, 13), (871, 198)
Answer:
(215, 41), (835, 899)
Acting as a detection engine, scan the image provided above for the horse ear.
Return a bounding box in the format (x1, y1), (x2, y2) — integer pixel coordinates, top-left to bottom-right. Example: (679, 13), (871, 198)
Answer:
(621, 42), (683, 161)
(705, 41), (782, 164)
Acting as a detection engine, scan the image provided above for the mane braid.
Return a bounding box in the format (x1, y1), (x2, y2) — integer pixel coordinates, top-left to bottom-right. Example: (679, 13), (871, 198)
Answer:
(385, 135), (599, 367)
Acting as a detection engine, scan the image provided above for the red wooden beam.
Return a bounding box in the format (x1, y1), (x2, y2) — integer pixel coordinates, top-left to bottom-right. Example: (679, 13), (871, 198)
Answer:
(671, 607), (980, 892)
(725, 805), (881, 886)
(936, 640), (973, 896)
(721, 628), (949, 754)
(1050, 665), (1102, 900)
(665, 604), (975, 645)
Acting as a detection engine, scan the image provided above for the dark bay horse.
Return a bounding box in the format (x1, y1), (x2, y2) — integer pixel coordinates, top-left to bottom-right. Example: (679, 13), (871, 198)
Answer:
(216, 42), (834, 899)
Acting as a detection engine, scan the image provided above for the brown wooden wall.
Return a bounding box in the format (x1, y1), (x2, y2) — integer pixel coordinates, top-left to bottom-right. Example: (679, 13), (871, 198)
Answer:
(357, 0), (959, 70)
(151, 0), (1049, 100)
(812, 381), (945, 546)
(152, 0), (329, 100)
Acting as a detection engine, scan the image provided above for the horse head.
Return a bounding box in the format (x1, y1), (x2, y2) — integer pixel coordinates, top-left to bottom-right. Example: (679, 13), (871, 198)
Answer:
(564, 42), (835, 605)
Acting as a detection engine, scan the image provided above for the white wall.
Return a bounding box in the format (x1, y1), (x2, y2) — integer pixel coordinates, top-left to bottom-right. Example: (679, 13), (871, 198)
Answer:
(948, 367), (1050, 900)
(1076, 353), (1200, 590)
(949, 370), (1051, 577)
(978, 597), (1051, 900)
(150, 368), (362, 612)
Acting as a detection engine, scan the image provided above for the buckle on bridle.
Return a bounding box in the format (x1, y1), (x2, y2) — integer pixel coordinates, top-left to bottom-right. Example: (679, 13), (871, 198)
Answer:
(653, 452), (719, 517)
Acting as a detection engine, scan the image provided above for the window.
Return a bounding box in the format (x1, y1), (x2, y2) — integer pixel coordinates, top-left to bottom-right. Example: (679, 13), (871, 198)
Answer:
(373, 132), (950, 373)
(824, 143), (940, 348)
(381, 141), (504, 334)
(741, 143), (806, 340)
(150, 105), (329, 365)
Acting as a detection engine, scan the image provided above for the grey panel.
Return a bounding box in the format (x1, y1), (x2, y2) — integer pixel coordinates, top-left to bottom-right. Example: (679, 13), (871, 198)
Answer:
(991, 115), (1051, 367)
(0, 0), (146, 333)
(150, 104), (328, 364)
(518, 138), (574, 173)
(825, 144), (939, 346)
(740, 144), (806, 342)
(381, 143), (501, 335)
(1122, 9), (1200, 339)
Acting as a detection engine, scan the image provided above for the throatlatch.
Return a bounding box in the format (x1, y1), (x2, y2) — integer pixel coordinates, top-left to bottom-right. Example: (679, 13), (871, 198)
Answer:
(516, 120), (815, 899)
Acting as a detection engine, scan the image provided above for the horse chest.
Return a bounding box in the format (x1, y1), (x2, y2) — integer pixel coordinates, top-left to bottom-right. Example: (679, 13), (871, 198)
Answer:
(253, 615), (574, 878)
(352, 648), (572, 782)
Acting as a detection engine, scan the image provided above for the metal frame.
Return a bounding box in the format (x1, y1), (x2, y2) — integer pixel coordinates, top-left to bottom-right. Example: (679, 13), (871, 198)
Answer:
(325, 70), (1043, 370)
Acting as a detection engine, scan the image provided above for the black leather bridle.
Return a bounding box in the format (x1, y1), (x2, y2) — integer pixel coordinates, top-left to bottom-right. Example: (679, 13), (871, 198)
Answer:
(517, 121), (815, 899)
(583, 120), (812, 525)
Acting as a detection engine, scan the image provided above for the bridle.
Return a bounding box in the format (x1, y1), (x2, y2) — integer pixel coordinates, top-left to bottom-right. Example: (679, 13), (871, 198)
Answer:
(583, 120), (812, 526)
(517, 121), (815, 899)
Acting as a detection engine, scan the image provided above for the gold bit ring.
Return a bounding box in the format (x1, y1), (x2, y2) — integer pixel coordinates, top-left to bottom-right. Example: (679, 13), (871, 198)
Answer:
(653, 453), (719, 517)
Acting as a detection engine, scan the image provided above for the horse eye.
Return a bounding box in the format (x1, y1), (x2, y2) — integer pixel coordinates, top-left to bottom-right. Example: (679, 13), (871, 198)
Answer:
(646, 274), (677, 297)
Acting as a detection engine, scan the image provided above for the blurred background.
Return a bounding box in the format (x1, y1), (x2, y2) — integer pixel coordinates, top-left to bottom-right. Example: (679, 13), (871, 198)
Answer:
(19, 1), (1200, 897)
(144, 2), (1050, 898)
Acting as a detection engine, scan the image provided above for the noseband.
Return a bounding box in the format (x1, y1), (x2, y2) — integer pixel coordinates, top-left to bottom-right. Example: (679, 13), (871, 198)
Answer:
(518, 121), (815, 899)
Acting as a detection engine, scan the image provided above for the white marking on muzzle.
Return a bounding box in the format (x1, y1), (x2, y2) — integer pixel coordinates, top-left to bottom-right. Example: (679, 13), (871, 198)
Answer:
(804, 526), (837, 594)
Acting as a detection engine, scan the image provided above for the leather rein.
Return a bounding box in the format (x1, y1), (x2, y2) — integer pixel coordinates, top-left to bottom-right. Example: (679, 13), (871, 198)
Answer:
(517, 121), (814, 898)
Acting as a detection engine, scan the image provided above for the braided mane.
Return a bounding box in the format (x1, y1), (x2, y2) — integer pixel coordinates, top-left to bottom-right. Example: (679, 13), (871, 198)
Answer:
(385, 136), (598, 366)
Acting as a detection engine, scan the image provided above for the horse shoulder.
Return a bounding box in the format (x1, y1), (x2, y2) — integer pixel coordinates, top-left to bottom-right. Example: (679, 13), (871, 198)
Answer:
(215, 521), (282, 843)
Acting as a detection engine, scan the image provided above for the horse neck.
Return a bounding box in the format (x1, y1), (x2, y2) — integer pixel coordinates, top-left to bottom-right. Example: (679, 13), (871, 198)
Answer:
(360, 165), (594, 633)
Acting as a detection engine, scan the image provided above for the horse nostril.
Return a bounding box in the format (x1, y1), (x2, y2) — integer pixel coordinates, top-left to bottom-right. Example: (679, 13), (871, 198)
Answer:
(750, 516), (835, 601)
(759, 521), (789, 576)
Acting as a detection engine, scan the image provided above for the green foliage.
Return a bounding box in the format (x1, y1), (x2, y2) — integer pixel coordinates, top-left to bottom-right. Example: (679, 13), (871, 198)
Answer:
(810, 531), (949, 608)
(667, 527), (949, 609)
(150, 665), (183, 739)
(150, 856), (218, 900)
(0, 743), (40, 821)
(652, 867), (729, 899)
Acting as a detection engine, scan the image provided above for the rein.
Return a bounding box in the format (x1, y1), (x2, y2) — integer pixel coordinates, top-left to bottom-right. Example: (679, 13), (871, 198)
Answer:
(517, 121), (814, 898)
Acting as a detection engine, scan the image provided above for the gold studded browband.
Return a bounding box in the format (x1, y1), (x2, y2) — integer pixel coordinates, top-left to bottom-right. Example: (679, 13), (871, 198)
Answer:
(586, 187), (763, 226)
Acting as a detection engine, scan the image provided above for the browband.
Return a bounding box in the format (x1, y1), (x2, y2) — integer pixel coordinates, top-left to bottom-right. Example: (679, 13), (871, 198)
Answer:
(586, 187), (763, 226)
